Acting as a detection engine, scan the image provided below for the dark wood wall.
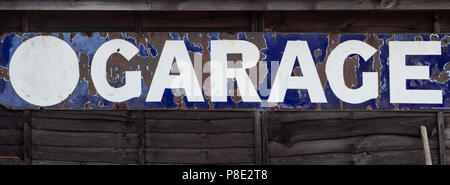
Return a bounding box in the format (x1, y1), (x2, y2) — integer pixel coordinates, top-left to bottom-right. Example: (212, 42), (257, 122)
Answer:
(1, 109), (448, 165)
(1, 11), (449, 32)
(0, 10), (449, 165)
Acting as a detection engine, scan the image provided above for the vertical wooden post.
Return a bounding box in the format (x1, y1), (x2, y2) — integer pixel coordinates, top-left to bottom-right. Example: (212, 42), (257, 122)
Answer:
(437, 112), (447, 165)
(22, 11), (29, 32)
(137, 110), (145, 165)
(23, 110), (31, 165)
(251, 12), (263, 32)
(433, 13), (440, 33)
(261, 111), (269, 164)
(420, 126), (432, 165)
(135, 11), (143, 32)
(254, 111), (262, 164)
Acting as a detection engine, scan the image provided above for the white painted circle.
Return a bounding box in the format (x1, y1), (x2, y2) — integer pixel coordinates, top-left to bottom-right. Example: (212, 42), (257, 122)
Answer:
(9, 36), (79, 106)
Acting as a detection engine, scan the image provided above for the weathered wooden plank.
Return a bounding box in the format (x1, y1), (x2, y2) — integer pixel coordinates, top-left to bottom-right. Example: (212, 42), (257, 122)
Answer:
(269, 111), (436, 122)
(441, 13), (450, 33)
(270, 150), (440, 165)
(145, 119), (254, 133)
(144, 111), (253, 120)
(145, 133), (254, 148)
(145, 148), (254, 164)
(32, 146), (139, 164)
(27, 11), (136, 32)
(434, 13), (441, 33)
(0, 129), (23, 145)
(269, 135), (438, 157)
(32, 160), (125, 165)
(0, 117), (23, 129)
(269, 115), (436, 143)
(142, 11), (251, 32)
(270, 153), (354, 165)
(33, 111), (137, 121)
(152, 0), (450, 11)
(22, 11), (29, 32)
(32, 118), (137, 133)
(0, 145), (22, 157)
(0, 109), (25, 117)
(0, 11), (22, 32)
(135, 12), (143, 32)
(263, 11), (434, 32)
(354, 150), (440, 165)
(32, 130), (139, 148)
(1, 0), (450, 11)
(0, 158), (23, 165)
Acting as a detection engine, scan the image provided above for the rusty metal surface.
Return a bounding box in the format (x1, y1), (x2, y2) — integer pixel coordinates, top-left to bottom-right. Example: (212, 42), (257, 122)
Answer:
(0, 32), (449, 110)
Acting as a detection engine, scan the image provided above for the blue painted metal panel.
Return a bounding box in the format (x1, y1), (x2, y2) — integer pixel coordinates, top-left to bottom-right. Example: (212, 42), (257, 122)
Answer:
(0, 32), (449, 110)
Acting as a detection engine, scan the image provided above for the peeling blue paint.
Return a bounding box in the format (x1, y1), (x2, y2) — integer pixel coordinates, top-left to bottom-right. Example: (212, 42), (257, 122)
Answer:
(1, 32), (450, 110)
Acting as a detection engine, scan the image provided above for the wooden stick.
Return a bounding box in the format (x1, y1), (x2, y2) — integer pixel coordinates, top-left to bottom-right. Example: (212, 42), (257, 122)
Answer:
(420, 126), (432, 165)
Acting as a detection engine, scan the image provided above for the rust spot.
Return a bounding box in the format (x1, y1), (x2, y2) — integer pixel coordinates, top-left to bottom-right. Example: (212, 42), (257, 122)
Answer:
(128, 55), (156, 89)
(0, 103), (12, 110)
(206, 95), (214, 110)
(229, 89), (243, 103)
(394, 103), (399, 110)
(316, 103), (321, 111)
(60, 98), (71, 110)
(343, 55), (360, 88)
(79, 52), (97, 95)
(173, 95), (187, 110)
(83, 101), (93, 110)
(442, 35), (450, 47)
(80, 32), (95, 38)
(316, 33), (340, 88)
(138, 32), (172, 88)
(293, 66), (302, 76)
(414, 35), (423, 41)
(430, 62), (450, 84)
(58, 32), (64, 40)
(0, 33), (7, 42)
(99, 32), (107, 38)
(106, 53), (131, 88)
(125, 32), (152, 51)
(269, 105), (280, 111)
(0, 66), (9, 80)
(110, 32), (123, 40)
(99, 32), (123, 40)
(70, 32), (76, 43)
(431, 34), (439, 41)
(112, 102), (128, 110)
(314, 49), (322, 58)
(98, 100), (104, 107)
(364, 34), (384, 108)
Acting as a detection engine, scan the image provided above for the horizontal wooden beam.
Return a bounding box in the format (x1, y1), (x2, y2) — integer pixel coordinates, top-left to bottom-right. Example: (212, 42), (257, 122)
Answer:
(0, 0), (450, 11)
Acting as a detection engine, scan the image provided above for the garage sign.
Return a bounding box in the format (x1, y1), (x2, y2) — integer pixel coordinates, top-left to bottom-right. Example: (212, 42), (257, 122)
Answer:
(0, 32), (449, 110)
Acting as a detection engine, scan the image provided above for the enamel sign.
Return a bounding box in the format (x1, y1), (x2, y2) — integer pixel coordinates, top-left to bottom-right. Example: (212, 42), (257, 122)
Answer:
(0, 32), (449, 110)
